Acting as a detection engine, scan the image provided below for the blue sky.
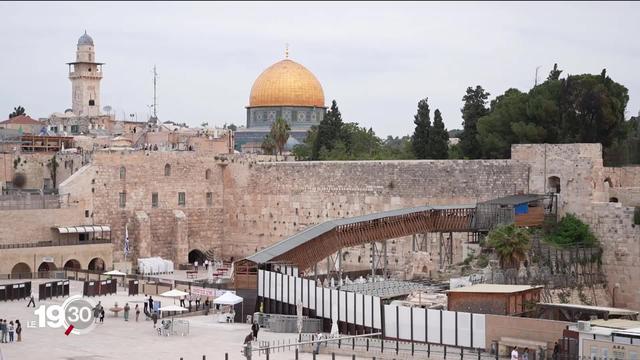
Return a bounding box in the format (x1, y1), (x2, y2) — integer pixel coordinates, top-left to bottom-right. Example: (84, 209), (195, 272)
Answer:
(1, 2), (639, 137)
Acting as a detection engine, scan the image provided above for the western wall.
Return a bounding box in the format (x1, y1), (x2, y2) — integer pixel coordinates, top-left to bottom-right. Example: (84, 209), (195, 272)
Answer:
(56, 143), (640, 308)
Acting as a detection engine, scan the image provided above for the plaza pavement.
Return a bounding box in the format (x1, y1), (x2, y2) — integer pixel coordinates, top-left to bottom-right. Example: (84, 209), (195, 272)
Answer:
(0, 279), (353, 360)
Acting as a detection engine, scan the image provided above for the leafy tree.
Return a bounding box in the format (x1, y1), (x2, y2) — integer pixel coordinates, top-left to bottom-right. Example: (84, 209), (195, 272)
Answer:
(448, 129), (463, 138)
(261, 134), (276, 155)
(312, 100), (344, 160)
(448, 143), (464, 159)
(428, 109), (449, 159)
(9, 106), (25, 118)
(411, 98), (431, 159)
(228, 123), (237, 132)
(460, 86), (490, 159)
(487, 224), (531, 269)
(547, 63), (562, 81)
(270, 117), (290, 157)
(546, 214), (597, 247)
(201, 122), (209, 128)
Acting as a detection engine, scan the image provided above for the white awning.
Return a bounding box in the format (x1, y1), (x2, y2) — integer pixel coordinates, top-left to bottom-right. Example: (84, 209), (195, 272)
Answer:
(54, 225), (111, 234)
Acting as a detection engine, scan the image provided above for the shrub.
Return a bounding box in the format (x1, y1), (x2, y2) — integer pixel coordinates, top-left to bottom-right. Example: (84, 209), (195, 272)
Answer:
(546, 213), (597, 247)
(475, 254), (489, 268)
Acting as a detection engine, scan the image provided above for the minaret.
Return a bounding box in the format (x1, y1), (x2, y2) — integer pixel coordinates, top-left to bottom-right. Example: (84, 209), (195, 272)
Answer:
(67, 31), (104, 116)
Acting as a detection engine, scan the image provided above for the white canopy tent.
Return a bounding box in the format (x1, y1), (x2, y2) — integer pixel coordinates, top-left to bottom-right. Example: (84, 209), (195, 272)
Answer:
(161, 289), (190, 304)
(213, 291), (244, 322)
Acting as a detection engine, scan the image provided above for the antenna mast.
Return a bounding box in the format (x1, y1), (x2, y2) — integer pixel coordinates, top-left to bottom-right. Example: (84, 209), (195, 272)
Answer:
(153, 65), (158, 118)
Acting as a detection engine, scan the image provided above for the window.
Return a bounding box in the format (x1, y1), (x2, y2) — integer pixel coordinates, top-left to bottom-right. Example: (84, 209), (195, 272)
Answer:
(119, 166), (126, 180)
(70, 125), (79, 134)
(119, 192), (126, 208)
(548, 176), (561, 194)
(205, 169), (212, 180)
(152, 193), (158, 208)
(206, 192), (213, 207)
(88, 100), (95, 106)
(178, 192), (186, 206)
(85, 210), (90, 218)
(164, 164), (171, 176)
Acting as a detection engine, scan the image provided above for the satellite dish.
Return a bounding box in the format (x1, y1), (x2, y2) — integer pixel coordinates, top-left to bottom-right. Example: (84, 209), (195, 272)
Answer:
(103, 105), (112, 113)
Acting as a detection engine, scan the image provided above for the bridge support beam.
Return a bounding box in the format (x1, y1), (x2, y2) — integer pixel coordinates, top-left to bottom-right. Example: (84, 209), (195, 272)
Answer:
(370, 240), (388, 280)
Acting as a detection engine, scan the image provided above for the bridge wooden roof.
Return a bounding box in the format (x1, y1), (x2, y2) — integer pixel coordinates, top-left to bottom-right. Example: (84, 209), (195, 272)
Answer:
(241, 204), (477, 271)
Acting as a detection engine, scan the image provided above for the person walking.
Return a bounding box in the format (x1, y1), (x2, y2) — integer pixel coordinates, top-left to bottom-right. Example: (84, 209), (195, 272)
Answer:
(26, 293), (35, 308)
(15, 320), (21, 342)
(99, 309), (105, 323)
(511, 346), (519, 360)
(148, 296), (154, 313)
(204, 259), (209, 271)
(251, 321), (259, 340)
(180, 295), (185, 307)
(123, 303), (130, 321)
(523, 347), (529, 360)
(0, 319), (6, 343)
(8, 321), (14, 343)
(194, 260), (199, 272)
(151, 312), (158, 329)
(135, 304), (140, 322)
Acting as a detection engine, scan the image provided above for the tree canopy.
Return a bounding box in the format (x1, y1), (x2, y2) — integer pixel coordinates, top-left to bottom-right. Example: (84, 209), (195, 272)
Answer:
(9, 106), (25, 118)
(487, 224), (531, 269)
(270, 117), (290, 156)
(460, 86), (490, 159)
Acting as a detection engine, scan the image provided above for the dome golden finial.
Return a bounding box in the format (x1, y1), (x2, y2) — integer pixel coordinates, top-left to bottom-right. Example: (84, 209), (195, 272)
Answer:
(285, 43), (289, 59)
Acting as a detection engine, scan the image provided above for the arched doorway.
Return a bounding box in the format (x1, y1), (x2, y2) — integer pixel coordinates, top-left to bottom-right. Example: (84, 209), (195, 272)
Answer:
(604, 177), (614, 189)
(37, 262), (57, 277)
(63, 259), (81, 270)
(548, 176), (561, 194)
(88, 257), (105, 271)
(188, 249), (206, 264)
(11, 262), (31, 279)
(609, 197), (619, 203)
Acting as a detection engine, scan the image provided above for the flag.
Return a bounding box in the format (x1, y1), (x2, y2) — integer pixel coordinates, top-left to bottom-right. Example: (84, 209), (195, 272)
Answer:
(124, 224), (130, 256)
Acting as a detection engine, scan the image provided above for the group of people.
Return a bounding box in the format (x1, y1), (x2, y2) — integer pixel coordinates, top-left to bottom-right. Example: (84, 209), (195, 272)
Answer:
(0, 319), (21, 343)
(193, 259), (212, 272)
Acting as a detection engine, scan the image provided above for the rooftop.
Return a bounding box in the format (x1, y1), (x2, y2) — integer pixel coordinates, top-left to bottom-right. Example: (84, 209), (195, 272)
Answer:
(480, 194), (546, 206)
(590, 319), (640, 330)
(447, 284), (543, 294)
(0, 115), (44, 126)
(538, 303), (639, 317)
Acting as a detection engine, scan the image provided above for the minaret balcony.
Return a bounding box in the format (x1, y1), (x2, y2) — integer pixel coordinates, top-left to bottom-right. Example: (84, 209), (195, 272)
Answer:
(69, 71), (103, 79)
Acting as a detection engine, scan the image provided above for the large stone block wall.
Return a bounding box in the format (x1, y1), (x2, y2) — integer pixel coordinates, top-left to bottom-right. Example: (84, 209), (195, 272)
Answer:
(222, 159), (530, 259)
(589, 202), (640, 308)
(0, 207), (87, 246)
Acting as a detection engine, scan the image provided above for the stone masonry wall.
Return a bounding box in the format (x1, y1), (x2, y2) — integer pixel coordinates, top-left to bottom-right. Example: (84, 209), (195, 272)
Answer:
(222, 159), (530, 260)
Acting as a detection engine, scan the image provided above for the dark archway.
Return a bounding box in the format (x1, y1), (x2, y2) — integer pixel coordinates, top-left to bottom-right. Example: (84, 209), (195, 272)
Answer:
(11, 262), (31, 278)
(64, 259), (81, 270)
(38, 262), (57, 272)
(609, 197), (619, 203)
(205, 169), (212, 180)
(88, 257), (105, 271)
(548, 176), (561, 194)
(188, 249), (206, 264)
(604, 177), (614, 189)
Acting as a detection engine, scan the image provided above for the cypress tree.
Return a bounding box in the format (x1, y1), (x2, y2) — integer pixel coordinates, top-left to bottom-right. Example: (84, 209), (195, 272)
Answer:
(411, 98), (431, 159)
(312, 100), (344, 159)
(429, 109), (449, 159)
(460, 86), (490, 159)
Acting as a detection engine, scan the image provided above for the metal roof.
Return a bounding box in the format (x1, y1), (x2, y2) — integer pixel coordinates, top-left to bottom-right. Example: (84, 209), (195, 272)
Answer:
(538, 303), (639, 317)
(480, 194), (546, 206)
(447, 284), (543, 294)
(245, 204), (475, 264)
(55, 225), (110, 234)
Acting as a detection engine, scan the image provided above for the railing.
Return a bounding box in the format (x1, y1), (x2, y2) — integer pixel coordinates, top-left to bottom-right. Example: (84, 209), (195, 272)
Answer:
(0, 238), (111, 250)
(0, 193), (69, 210)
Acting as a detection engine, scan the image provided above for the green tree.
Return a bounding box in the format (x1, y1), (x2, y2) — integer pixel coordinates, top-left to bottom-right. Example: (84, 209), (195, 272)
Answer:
(9, 106), (25, 118)
(460, 86), (490, 159)
(428, 109), (449, 159)
(546, 214), (597, 247)
(261, 133), (276, 155)
(228, 123), (237, 132)
(411, 98), (431, 159)
(487, 224), (531, 269)
(270, 117), (290, 157)
(312, 100), (344, 160)
(547, 63), (563, 81)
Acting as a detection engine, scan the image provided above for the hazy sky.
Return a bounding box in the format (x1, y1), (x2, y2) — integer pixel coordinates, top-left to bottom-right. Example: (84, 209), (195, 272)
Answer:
(1, 2), (639, 137)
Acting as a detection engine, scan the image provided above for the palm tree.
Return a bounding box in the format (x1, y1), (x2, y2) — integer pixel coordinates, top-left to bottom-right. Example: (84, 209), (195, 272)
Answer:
(487, 224), (531, 269)
(270, 117), (291, 157)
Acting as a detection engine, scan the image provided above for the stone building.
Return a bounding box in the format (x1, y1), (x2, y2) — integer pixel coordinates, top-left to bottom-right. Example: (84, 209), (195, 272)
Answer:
(235, 53), (326, 149)
(68, 31), (103, 117)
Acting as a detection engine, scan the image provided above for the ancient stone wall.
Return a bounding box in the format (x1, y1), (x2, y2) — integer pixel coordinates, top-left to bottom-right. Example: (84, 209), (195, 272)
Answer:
(0, 206), (86, 246)
(222, 159), (530, 260)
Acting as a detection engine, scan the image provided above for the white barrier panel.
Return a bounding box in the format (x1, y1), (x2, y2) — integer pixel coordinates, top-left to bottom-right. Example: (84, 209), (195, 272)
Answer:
(270, 271), (276, 300)
(283, 274), (289, 304)
(384, 305), (397, 338)
(339, 290), (347, 321)
(355, 293), (364, 326)
(288, 276), (295, 304)
(275, 273), (282, 301)
(457, 312), (472, 347)
(302, 278), (309, 307)
(364, 294), (373, 327)
(258, 270), (264, 297)
(442, 311), (457, 345)
(427, 309), (441, 343)
(324, 288), (332, 319)
(295, 277), (302, 303)
(413, 307), (426, 342)
(472, 313), (486, 349)
(347, 291), (355, 323)
(316, 287), (323, 317)
(309, 280), (316, 310)
(331, 289), (339, 320)
(398, 306), (412, 340)
(373, 297), (382, 329)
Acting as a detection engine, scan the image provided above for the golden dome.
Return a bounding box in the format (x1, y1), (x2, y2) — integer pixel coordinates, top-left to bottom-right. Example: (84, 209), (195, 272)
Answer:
(249, 59), (325, 108)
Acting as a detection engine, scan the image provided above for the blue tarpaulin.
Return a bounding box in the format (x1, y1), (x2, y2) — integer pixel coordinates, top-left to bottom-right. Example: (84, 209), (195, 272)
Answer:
(514, 203), (529, 215)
